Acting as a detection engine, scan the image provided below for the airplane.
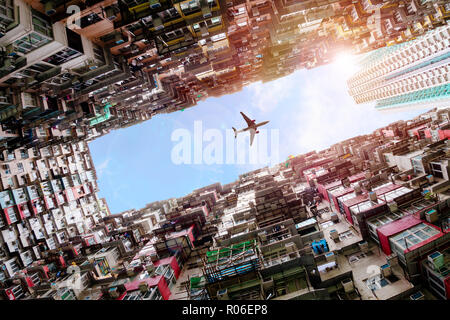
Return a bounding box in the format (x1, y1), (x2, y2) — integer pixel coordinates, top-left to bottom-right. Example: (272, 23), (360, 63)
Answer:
(232, 112), (270, 146)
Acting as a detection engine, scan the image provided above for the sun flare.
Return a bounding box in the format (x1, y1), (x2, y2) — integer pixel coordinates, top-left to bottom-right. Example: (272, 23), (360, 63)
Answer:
(333, 52), (359, 76)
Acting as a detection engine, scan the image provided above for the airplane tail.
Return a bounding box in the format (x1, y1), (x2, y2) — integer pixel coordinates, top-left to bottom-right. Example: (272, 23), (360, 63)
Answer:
(232, 127), (237, 138)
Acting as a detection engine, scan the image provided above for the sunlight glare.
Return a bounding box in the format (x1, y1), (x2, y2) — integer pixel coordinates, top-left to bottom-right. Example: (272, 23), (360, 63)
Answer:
(333, 52), (358, 77)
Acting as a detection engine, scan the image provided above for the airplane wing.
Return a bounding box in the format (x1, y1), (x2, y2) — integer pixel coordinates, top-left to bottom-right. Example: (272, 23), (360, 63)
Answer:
(240, 112), (254, 126)
(249, 129), (256, 146)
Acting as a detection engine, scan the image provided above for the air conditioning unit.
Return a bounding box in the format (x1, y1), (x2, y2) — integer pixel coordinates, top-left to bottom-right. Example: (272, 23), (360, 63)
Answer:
(341, 278), (354, 293)
(358, 240), (369, 254)
(425, 209), (438, 223)
(426, 174), (434, 184)
(388, 201), (398, 213)
(380, 263), (392, 277)
(369, 191), (377, 202)
(108, 287), (120, 298)
(329, 229), (339, 241)
(330, 212), (339, 222)
(410, 291), (424, 300)
(354, 185), (362, 195)
(325, 251), (336, 262)
(217, 288), (229, 300)
(428, 251), (444, 271)
(149, 0), (162, 9)
(44, 1), (56, 16)
(387, 253), (399, 267)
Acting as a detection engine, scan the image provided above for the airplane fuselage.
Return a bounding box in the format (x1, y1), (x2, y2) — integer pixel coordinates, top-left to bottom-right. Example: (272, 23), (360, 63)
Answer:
(239, 121), (270, 132)
(233, 112), (269, 146)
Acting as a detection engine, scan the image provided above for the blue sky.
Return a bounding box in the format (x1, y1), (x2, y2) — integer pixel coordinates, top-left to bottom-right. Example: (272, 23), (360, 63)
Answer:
(89, 60), (428, 214)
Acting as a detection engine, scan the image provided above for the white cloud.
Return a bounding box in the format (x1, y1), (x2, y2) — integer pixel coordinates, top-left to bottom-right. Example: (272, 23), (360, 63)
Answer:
(277, 62), (405, 157)
(96, 158), (111, 178)
(248, 73), (297, 114)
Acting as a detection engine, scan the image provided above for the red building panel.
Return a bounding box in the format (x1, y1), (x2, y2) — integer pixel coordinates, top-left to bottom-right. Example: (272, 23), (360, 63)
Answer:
(166, 224), (195, 247)
(438, 130), (450, 140)
(332, 187), (354, 209)
(16, 203), (28, 219)
(25, 276), (35, 287)
(3, 207), (14, 224)
(374, 183), (402, 197)
(445, 277), (450, 299)
(318, 180), (341, 201)
(404, 222), (444, 253)
(376, 215), (422, 255)
(348, 172), (366, 183)
(342, 193), (368, 208)
(154, 256), (181, 279)
(123, 275), (171, 300)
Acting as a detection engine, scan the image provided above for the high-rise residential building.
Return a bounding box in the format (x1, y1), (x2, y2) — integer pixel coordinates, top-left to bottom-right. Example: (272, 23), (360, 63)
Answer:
(0, 107), (447, 300)
(0, 138), (117, 299)
(0, 0), (448, 156)
(348, 24), (450, 111)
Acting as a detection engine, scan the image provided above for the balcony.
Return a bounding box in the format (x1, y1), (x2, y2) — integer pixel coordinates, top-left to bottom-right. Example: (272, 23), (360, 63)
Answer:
(203, 240), (261, 283)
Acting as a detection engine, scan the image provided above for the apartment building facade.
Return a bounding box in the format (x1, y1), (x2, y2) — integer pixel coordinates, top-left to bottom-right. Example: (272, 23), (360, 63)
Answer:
(0, 0), (448, 158)
(348, 24), (450, 111)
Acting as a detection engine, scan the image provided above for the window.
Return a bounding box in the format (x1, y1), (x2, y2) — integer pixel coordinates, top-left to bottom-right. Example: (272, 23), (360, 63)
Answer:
(0, 0), (15, 31)
(211, 33), (226, 42)
(181, 0), (200, 14)
(8, 260), (20, 275)
(414, 230), (428, 241)
(143, 287), (162, 300)
(412, 157), (424, 174)
(164, 28), (184, 41)
(157, 8), (180, 21)
(13, 32), (51, 54)
(20, 149), (28, 159)
(43, 47), (82, 65)
(390, 223), (440, 253)
(80, 13), (102, 28)
(32, 10), (53, 37)
(430, 162), (444, 179)
(206, 16), (221, 27)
